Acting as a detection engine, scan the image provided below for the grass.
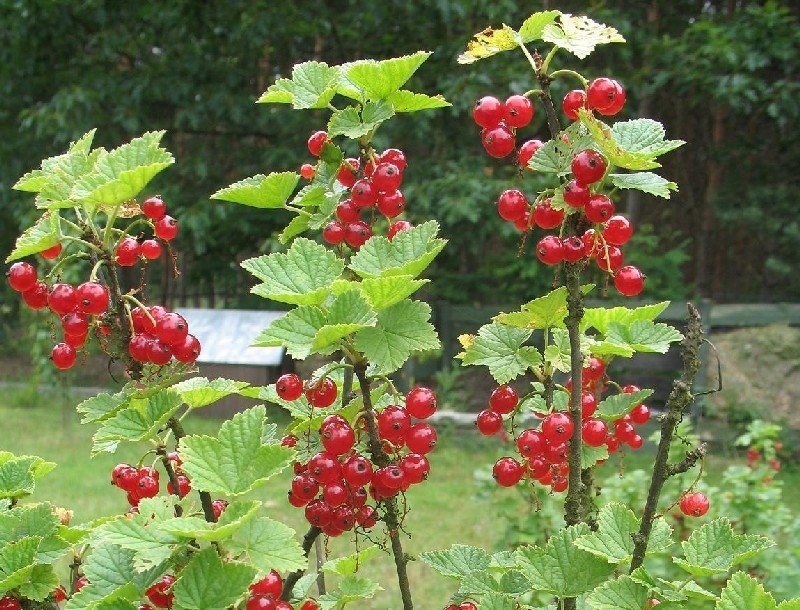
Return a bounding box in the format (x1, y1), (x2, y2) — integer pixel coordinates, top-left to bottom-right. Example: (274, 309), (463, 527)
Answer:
(2, 387), (799, 607)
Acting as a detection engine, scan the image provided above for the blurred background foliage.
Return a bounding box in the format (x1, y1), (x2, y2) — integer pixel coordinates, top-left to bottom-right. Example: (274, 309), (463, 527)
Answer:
(1, 0), (798, 312)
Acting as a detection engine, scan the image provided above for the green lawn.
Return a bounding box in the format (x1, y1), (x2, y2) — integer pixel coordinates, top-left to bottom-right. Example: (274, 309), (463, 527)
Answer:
(2, 387), (798, 607)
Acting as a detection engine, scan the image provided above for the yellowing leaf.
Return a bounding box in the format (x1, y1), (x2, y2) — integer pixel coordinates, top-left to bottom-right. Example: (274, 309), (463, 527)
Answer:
(542, 14), (625, 60)
(458, 25), (520, 64)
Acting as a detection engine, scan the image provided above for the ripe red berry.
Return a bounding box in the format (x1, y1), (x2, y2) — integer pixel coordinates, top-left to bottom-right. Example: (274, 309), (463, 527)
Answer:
(473, 95), (505, 128)
(596, 80), (626, 116)
(603, 215), (634, 246)
(40, 243), (62, 260)
(518, 138), (544, 168)
(7, 261), (38, 292)
(305, 377), (337, 408)
(496, 189), (528, 222)
(376, 190), (406, 218)
(211, 499), (228, 520)
(562, 89), (587, 121)
(47, 282), (77, 315)
(581, 418), (608, 447)
(489, 385), (518, 415)
(300, 163), (316, 180)
(679, 492), (710, 517)
(388, 220), (412, 241)
(155, 312), (189, 346)
(76, 281), (110, 315)
(595, 245), (624, 272)
(336, 199), (360, 223)
(337, 158), (360, 188)
(246, 595), (276, 610)
(137, 475), (159, 499)
(536, 235), (564, 265)
(147, 341), (173, 366)
(344, 221), (372, 249)
(585, 194), (615, 223)
(322, 221), (346, 245)
(379, 148), (407, 172)
(321, 420), (356, 456)
(145, 574), (176, 608)
(571, 150), (607, 185)
(405, 386), (437, 419)
(476, 409), (503, 436)
(587, 78), (620, 113)
(481, 123), (516, 158)
(371, 162), (403, 192)
(155, 216), (179, 241)
(561, 236), (585, 263)
(399, 453), (430, 484)
(307, 131), (328, 157)
(583, 356), (606, 382)
(532, 198), (564, 229)
(542, 412), (574, 443)
(377, 405), (411, 444)
(115, 237), (141, 266)
(516, 429), (545, 459)
(141, 196), (167, 220)
(74, 576), (90, 592)
(62, 312), (89, 337)
(630, 403), (651, 425)
(563, 180), (590, 208)
(614, 265), (646, 296)
(276, 373), (303, 401)
(22, 281), (49, 309)
(250, 569), (283, 598)
(166, 474), (191, 497)
(350, 179), (377, 209)
(406, 423), (437, 454)
(51, 342), (77, 370)
(341, 454), (373, 488)
(141, 239), (163, 260)
(172, 334), (201, 363)
(504, 94), (534, 128)
(492, 457), (524, 487)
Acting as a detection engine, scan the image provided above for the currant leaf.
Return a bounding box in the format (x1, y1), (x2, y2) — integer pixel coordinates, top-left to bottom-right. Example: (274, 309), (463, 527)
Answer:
(586, 575), (650, 610)
(674, 519), (775, 577)
(17, 564), (58, 601)
(717, 571), (779, 610)
(575, 503), (671, 564)
(582, 302), (671, 334)
(158, 500), (260, 542)
(387, 90), (452, 112)
(279, 213), (312, 244)
(596, 390), (654, 421)
(171, 377), (250, 409)
(348, 220), (446, 279)
(210, 172), (300, 208)
(419, 544), (491, 579)
(605, 320), (684, 354)
(258, 61), (339, 109)
(610, 172), (679, 199)
(0, 455), (55, 500)
(342, 51), (432, 100)
(226, 513), (307, 573)
(95, 505), (182, 571)
(76, 390), (132, 424)
(322, 547), (381, 577)
(612, 118), (686, 158)
(252, 306), (324, 359)
(173, 547), (256, 610)
(335, 275), (428, 311)
(317, 575), (382, 610)
(327, 101), (395, 139)
(541, 13), (625, 59)
(458, 24), (520, 64)
(5, 213), (60, 263)
(457, 322), (542, 384)
(518, 10), (561, 43)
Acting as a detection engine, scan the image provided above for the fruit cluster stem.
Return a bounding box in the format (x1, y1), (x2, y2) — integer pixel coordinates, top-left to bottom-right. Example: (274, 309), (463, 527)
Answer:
(166, 416), (216, 523)
(281, 526), (323, 600)
(630, 303), (704, 571)
(353, 362), (414, 610)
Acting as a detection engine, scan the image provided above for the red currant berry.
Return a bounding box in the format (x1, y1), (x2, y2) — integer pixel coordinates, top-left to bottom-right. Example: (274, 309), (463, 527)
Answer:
(48, 282), (77, 315)
(40, 243), (62, 259)
(62, 312), (89, 337)
(322, 221), (346, 245)
(137, 475), (159, 499)
(377, 190), (406, 218)
(76, 281), (110, 315)
(542, 412), (574, 443)
(307, 131), (328, 157)
(388, 220), (412, 241)
(305, 378), (338, 408)
(155, 312), (189, 346)
(211, 499), (228, 520)
(307, 452), (341, 485)
(630, 404), (651, 425)
(405, 386), (438, 419)
(489, 385), (518, 415)
(22, 281), (49, 309)
(405, 423), (437, 454)
(581, 418), (608, 447)
(561, 236), (585, 263)
(515, 429), (545, 459)
(481, 123), (515, 158)
(563, 180), (590, 208)
(172, 334), (201, 363)
(597, 80), (626, 116)
(337, 158), (359, 187)
(679, 492), (710, 517)
(141, 196), (167, 220)
(375, 465), (405, 491)
(504, 94), (534, 128)
(562, 89), (587, 120)
(344, 221), (372, 249)
(115, 237), (141, 266)
(518, 139), (544, 168)
(145, 574), (175, 608)
(167, 474), (191, 497)
(496, 189), (528, 222)
(532, 198), (564, 229)
(300, 163), (316, 180)
(246, 596), (276, 610)
(536, 235), (564, 266)
(614, 265), (646, 296)
(377, 405), (411, 444)
(476, 409), (503, 436)
(492, 457), (524, 487)
(304, 500), (332, 527)
(141, 239), (163, 260)
(379, 148), (407, 172)
(147, 341), (173, 365)
(291, 473), (319, 502)
(585, 194), (615, 223)
(587, 78), (619, 113)
(582, 228), (602, 257)
(571, 150), (607, 185)
(595, 245), (624, 272)
(74, 576), (90, 592)
(603, 215), (633, 246)
(350, 179), (377, 209)
(371, 162), (403, 192)
(51, 342), (77, 370)
(341, 454), (373, 488)
(6, 262), (37, 292)
(276, 373), (303, 401)
(154, 215), (179, 241)
(250, 569), (283, 598)
(399, 453), (430, 484)
(473, 95), (505, 128)
(336, 199), (360, 223)
(321, 421), (356, 456)
(513, 210), (534, 232)
(322, 482), (349, 507)
(582, 356), (606, 382)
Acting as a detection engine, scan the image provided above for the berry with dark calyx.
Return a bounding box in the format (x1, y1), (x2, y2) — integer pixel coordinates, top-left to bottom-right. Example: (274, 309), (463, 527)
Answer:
(679, 492), (710, 517)
(516, 429), (545, 459)
(562, 89), (587, 120)
(281, 435), (298, 448)
(147, 341), (173, 366)
(342, 454), (373, 488)
(337, 158), (360, 188)
(399, 453), (430, 484)
(377, 190), (406, 218)
(336, 199), (360, 223)
(141, 196), (167, 220)
(62, 312), (89, 337)
(344, 221), (372, 249)
(145, 574), (176, 608)
(371, 162), (403, 192)
(307, 131), (328, 157)
(166, 474), (191, 497)
(614, 265), (646, 296)
(76, 281), (110, 315)
(473, 95), (505, 128)
(532, 198), (564, 229)
(375, 465), (405, 491)
(300, 163), (316, 180)
(155, 312), (189, 346)
(476, 409), (503, 436)
(496, 189), (528, 222)
(6, 261), (37, 292)
(154, 215), (179, 241)
(276, 373), (303, 401)
(406, 423), (437, 454)
(405, 386), (438, 419)
(40, 243), (62, 259)
(587, 78), (620, 113)
(246, 596), (277, 610)
(542, 412), (574, 443)
(321, 420), (356, 456)
(561, 236), (585, 263)
(322, 221), (346, 245)
(379, 148), (407, 172)
(585, 194), (615, 223)
(115, 236), (141, 266)
(307, 452), (341, 485)
(388, 220), (412, 241)
(603, 214), (633, 245)
(211, 499), (229, 520)
(291, 473), (320, 502)
(536, 235), (565, 266)
(48, 282), (77, 315)
(597, 80), (626, 116)
(595, 244), (624, 272)
(518, 138), (544, 168)
(377, 405), (411, 444)
(172, 334), (201, 363)
(630, 403), (651, 425)
(504, 94), (534, 128)
(22, 281), (49, 309)
(305, 377), (338, 408)
(250, 569), (283, 598)
(350, 179), (377, 209)
(489, 384), (518, 415)
(492, 456), (524, 487)
(481, 123), (515, 158)
(141, 239), (163, 260)
(137, 475), (159, 499)
(563, 179), (590, 208)
(571, 149), (607, 185)
(51, 343), (77, 370)
(582, 418), (608, 447)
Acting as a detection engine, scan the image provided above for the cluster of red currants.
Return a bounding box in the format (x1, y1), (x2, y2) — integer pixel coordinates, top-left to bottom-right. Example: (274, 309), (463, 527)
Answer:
(115, 196), (178, 266)
(476, 356), (652, 491)
(127, 307), (201, 366)
(275, 374), (438, 537)
(243, 570), (320, 609)
(7, 261), (111, 369)
(474, 78), (646, 297)
(444, 602), (478, 610)
(297, 130), (413, 248)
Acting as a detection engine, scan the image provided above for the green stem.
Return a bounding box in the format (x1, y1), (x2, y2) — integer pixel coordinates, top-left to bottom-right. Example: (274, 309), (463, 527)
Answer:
(281, 526), (323, 600)
(550, 69), (588, 87)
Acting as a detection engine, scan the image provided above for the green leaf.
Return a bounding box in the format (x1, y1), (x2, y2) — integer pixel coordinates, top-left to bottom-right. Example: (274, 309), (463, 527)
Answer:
(0, 456), (40, 499)
(161, 500), (260, 542)
(354, 300), (439, 374)
(96, 513), (182, 571)
(92, 390), (183, 454)
(586, 575), (650, 610)
(13, 168), (50, 192)
(519, 11), (561, 42)
(541, 14), (625, 59)
(76, 390), (132, 424)
(243, 238), (344, 306)
(529, 138), (572, 175)
(318, 575), (381, 610)
(612, 119), (686, 159)
(348, 220), (446, 279)
(313, 290), (378, 352)
(72, 131), (174, 209)
(581, 442), (609, 468)
(596, 390), (653, 421)
(179, 405), (294, 496)
(0, 536), (38, 591)
(716, 571), (778, 610)
(171, 377), (250, 409)
(343, 52), (431, 101)
(778, 600), (800, 610)
(674, 519), (775, 577)
(251, 306), (324, 359)
(328, 101), (395, 138)
(5, 213), (60, 263)
(322, 546), (381, 577)
(279, 213), (312, 244)
(582, 302), (670, 335)
(574, 503), (640, 564)
(476, 592), (517, 610)
(458, 24), (520, 64)
(419, 544), (491, 579)
(494, 286), (591, 330)
(515, 524), (615, 596)
(258, 61), (339, 109)
(0, 503), (60, 544)
(211, 172), (299, 209)
(76, 542), (163, 602)
(606, 320), (684, 354)
(387, 90), (451, 112)
(579, 110), (663, 171)
(611, 172), (678, 199)
(227, 513), (307, 573)
(457, 322), (541, 384)
(543, 328), (576, 374)
(17, 564), (58, 601)
(173, 547), (256, 610)
(349, 276), (428, 310)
